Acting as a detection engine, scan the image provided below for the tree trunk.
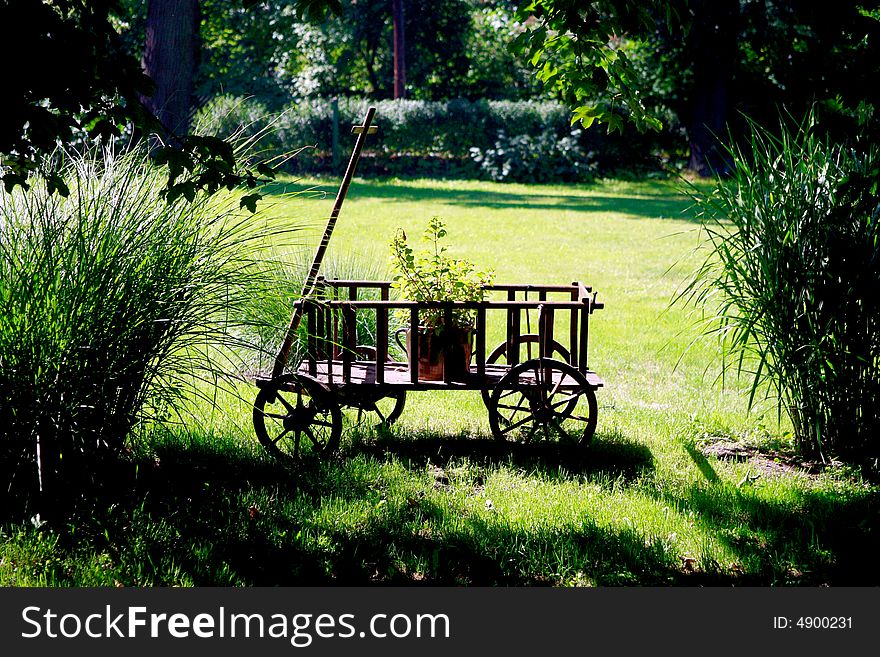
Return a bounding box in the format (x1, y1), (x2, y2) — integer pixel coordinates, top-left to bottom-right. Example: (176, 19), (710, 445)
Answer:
(686, 0), (739, 176)
(392, 0), (406, 99)
(142, 0), (200, 140)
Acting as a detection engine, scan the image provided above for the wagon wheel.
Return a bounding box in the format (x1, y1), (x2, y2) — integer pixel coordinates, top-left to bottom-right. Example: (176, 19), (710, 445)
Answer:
(253, 374), (342, 459)
(349, 345), (406, 427)
(488, 357), (598, 447)
(480, 334), (571, 409)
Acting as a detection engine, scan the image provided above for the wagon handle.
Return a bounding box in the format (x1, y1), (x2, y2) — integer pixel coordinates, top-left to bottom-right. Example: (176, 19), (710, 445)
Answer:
(272, 106), (378, 378)
(393, 327), (409, 354)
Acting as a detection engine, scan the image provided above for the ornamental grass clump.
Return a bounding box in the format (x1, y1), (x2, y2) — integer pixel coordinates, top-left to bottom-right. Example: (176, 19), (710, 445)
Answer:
(0, 146), (285, 519)
(240, 247), (392, 373)
(682, 118), (880, 469)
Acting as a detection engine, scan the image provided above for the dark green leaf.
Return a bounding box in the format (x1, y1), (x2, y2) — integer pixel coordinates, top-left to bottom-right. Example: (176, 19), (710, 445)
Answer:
(240, 193), (263, 213)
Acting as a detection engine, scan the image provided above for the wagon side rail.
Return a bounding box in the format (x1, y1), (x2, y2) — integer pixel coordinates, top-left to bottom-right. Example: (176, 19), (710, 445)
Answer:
(318, 279), (602, 305)
(295, 284), (604, 386)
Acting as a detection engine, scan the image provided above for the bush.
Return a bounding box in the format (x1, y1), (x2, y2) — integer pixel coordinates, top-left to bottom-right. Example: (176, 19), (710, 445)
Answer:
(469, 129), (597, 183)
(0, 146), (283, 519)
(683, 118), (880, 469)
(195, 95), (665, 180)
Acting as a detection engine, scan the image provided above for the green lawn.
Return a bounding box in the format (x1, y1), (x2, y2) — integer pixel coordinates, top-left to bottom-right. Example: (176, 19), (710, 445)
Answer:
(2, 176), (877, 586)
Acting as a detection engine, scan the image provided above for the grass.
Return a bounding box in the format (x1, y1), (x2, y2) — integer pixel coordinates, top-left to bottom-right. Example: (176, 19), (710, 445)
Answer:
(2, 175), (877, 586)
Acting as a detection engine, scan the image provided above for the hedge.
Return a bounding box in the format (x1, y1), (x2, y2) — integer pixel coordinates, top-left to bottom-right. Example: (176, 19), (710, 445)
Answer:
(194, 96), (672, 181)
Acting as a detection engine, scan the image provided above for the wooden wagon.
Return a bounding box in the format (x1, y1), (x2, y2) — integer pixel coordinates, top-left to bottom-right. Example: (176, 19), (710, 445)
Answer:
(252, 108), (605, 459)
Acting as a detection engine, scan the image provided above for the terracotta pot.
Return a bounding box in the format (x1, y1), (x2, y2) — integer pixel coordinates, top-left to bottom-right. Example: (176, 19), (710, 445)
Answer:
(396, 326), (473, 381)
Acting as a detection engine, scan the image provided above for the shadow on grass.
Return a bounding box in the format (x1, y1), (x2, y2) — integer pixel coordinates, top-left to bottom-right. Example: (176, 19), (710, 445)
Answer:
(655, 444), (880, 585)
(264, 180), (699, 223)
(89, 432), (693, 586)
(348, 427), (655, 484)
(4, 429), (877, 586)
(683, 442), (721, 484)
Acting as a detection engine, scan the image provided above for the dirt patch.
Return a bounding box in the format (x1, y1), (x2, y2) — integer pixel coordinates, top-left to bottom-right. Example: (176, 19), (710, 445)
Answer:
(699, 437), (838, 479)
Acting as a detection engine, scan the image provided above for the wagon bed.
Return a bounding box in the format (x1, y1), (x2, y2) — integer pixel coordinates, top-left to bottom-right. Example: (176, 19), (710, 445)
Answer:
(257, 361), (604, 391)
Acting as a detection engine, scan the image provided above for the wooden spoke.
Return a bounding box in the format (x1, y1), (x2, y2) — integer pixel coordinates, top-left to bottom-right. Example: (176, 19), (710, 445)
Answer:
(499, 411), (536, 435)
(550, 417), (572, 443)
(303, 426), (321, 448)
(547, 375), (565, 400)
(276, 391), (297, 415)
(481, 335), (572, 410)
(489, 358), (598, 446)
(253, 374), (342, 460)
(495, 402), (530, 412)
(344, 390), (406, 429)
(270, 427), (291, 445)
(523, 422), (539, 445)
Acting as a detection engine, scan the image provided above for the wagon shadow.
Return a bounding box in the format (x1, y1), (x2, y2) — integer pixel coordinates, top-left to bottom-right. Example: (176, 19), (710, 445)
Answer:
(85, 432), (690, 586)
(347, 428), (655, 483)
(311, 495), (731, 586)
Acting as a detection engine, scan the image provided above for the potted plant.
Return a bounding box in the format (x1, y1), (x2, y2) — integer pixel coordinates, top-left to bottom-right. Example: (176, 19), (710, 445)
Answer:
(389, 217), (494, 380)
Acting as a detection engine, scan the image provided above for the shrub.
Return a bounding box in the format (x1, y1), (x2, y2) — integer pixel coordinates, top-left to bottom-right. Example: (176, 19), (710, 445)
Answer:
(0, 146), (284, 519)
(682, 118), (880, 469)
(199, 95), (665, 180)
(469, 129), (597, 183)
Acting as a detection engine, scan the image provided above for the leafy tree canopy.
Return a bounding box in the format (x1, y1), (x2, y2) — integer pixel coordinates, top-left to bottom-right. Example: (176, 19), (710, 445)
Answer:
(283, 0), (540, 101)
(0, 0), (341, 203)
(0, 0), (155, 195)
(514, 0), (880, 141)
(511, 0), (682, 133)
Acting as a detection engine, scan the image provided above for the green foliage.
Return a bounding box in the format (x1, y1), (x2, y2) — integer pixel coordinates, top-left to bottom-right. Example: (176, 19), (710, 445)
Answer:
(0, 145), (285, 519)
(196, 1), (299, 103)
(682, 117), (880, 469)
(634, 1), (880, 152)
(0, 0), (153, 193)
(469, 128), (597, 183)
(463, 3), (544, 100)
(389, 217), (493, 331)
(0, 0), (345, 204)
(509, 0), (879, 162)
(734, 1), (880, 142)
(512, 0), (673, 133)
(283, 0), (534, 101)
(195, 95), (664, 179)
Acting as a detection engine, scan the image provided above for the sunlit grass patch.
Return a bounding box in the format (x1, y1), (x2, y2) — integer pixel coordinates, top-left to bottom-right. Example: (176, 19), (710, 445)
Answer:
(2, 175), (877, 587)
